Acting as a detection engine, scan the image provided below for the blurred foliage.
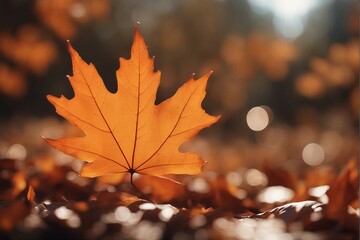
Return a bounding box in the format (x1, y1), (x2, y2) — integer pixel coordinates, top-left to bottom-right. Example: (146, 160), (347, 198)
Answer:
(0, 0), (358, 239)
(0, 120), (358, 239)
(0, 0), (358, 127)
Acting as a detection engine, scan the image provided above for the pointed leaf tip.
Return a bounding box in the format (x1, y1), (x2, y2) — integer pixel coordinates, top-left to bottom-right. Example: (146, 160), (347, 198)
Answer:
(204, 71), (213, 79)
(67, 41), (77, 57)
(134, 25), (141, 38)
(66, 40), (72, 48)
(46, 94), (52, 101)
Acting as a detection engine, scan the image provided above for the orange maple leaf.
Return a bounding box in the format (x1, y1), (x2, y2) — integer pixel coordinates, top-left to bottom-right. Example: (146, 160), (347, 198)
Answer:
(45, 26), (220, 180)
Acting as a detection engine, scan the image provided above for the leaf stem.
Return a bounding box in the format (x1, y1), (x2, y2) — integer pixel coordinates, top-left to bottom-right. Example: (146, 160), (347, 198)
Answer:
(129, 172), (154, 203)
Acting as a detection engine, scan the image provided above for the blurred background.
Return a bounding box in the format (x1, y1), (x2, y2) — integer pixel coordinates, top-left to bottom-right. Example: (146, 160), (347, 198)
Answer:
(0, 0), (358, 176)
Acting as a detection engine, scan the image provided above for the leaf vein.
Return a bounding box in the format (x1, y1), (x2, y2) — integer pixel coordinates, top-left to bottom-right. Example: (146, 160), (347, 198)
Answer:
(73, 57), (131, 169)
(134, 83), (201, 171)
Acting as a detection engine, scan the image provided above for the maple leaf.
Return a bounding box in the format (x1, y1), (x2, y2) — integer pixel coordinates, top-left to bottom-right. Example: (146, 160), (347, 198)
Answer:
(45, 26), (220, 180)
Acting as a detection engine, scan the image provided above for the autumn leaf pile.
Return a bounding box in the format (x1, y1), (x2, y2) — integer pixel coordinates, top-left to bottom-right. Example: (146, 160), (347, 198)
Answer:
(0, 28), (358, 240)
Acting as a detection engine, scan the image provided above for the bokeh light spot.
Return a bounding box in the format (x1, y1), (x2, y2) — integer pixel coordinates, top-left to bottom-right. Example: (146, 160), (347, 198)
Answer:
(245, 169), (268, 186)
(308, 185), (329, 198)
(139, 203), (157, 210)
(70, 3), (86, 18)
(67, 214), (81, 228)
(302, 143), (325, 166)
(226, 171), (242, 186)
(257, 186), (294, 204)
(187, 178), (210, 193)
(6, 144), (27, 161)
(189, 214), (207, 229)
(115, 206), (131, 222)
(273, 16), (304, 39)
(236, 219), (256, 239)
(159, 206), (177, 222)
(54, 206), (73, 220)
(246, 106), (271, 131)
(296, 73), (325, 98)
(248, 0), (319, 39)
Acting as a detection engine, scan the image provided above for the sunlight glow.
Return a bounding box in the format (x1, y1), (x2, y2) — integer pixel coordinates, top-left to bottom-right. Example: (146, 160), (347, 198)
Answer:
(248, 0), (323, 39)
(248, 0), (319, 17)
(273, 17), (304, 39)
(273, 0), (316, 18)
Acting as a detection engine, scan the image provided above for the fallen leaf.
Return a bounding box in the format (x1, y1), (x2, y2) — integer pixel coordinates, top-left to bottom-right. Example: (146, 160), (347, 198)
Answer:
(252, 200), (325, 223)
(96, 173), (125, 185)
(324, 158), (359, 230)
(118, 192), (143, 206)
(0, 64), (26, 98)
(304, 166), (335, 188)
(262, 161), (298, 190)
(45, 26), (219, 180)
(10, 171), (27, 199)
(134, 174), (186, 203)
(0, 201), (30, 232)
(188, 206), (214, 217)
(72, 201), (88, 212)
(211, 176), (255, 214)
(27, 185), (35, 202)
